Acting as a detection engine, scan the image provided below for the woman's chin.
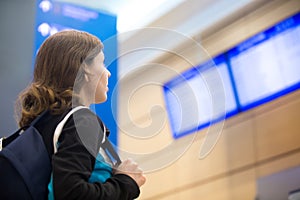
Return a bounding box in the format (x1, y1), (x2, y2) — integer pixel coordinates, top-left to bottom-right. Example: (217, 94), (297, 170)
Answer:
(95, 96), (107, 104)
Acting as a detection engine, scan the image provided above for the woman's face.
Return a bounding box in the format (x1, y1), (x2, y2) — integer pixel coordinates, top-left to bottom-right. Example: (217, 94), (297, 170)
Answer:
(87, 51), (111, 104)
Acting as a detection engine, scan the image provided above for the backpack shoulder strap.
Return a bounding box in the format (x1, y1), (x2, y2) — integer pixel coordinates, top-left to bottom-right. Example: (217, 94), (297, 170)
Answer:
(52, 106), (122, 167)
(53, 106), (88, 153)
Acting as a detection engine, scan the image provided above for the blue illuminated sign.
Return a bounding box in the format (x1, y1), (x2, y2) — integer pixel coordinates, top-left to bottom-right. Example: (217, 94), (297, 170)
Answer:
(227, 12), (300, 111)
(163, 55), (238, 138)
(164, 11), (300, 139)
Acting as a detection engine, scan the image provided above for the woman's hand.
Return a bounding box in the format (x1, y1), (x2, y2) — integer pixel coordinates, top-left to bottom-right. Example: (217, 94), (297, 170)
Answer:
(114, 158), (146, 187)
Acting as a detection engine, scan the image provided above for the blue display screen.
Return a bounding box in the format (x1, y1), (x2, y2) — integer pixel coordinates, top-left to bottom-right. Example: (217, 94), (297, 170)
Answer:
(35, 0), (118, 145)
(227, 12), (300, 111)
(164, 11), (300, 139)
(163, 55), (238, 138)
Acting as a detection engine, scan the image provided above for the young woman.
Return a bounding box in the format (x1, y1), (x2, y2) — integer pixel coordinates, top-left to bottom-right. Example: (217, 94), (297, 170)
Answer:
(16, 30), (146, 199)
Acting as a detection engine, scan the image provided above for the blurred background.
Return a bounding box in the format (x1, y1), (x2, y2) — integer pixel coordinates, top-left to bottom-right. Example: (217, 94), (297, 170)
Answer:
(0, 0), (300, 199)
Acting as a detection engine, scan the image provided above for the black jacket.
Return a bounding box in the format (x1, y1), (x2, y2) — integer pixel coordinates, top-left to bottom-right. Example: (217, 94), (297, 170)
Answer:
(35, 108), (140, 200)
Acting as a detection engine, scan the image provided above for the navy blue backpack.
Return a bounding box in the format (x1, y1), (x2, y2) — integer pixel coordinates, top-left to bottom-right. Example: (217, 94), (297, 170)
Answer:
(0, 107), (121, 200)
(0, 112), (51, 200)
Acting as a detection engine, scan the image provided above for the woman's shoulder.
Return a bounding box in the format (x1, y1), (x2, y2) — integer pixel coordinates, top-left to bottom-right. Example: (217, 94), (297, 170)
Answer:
(70, 107), (97, 118)
(67, 107), (102, 127)
(62, 107), (105, 157)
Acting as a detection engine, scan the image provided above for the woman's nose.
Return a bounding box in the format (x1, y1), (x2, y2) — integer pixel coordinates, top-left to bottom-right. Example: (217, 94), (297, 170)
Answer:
(107, 69), (111, 78)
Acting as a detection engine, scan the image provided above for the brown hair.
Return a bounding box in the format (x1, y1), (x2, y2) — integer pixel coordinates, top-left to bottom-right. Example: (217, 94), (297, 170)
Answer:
(16, 30), (103, 127)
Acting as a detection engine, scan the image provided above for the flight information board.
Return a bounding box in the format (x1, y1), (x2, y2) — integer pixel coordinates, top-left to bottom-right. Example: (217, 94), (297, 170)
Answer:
(227, 12), (300, 110)
(164, 11), (300, 139)
(163, 55), (238, 138)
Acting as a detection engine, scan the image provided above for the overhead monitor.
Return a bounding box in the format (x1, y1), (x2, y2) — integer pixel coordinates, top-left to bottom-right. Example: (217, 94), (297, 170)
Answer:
(227, 12), (300, 111)
(163, 55), (238, 138)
